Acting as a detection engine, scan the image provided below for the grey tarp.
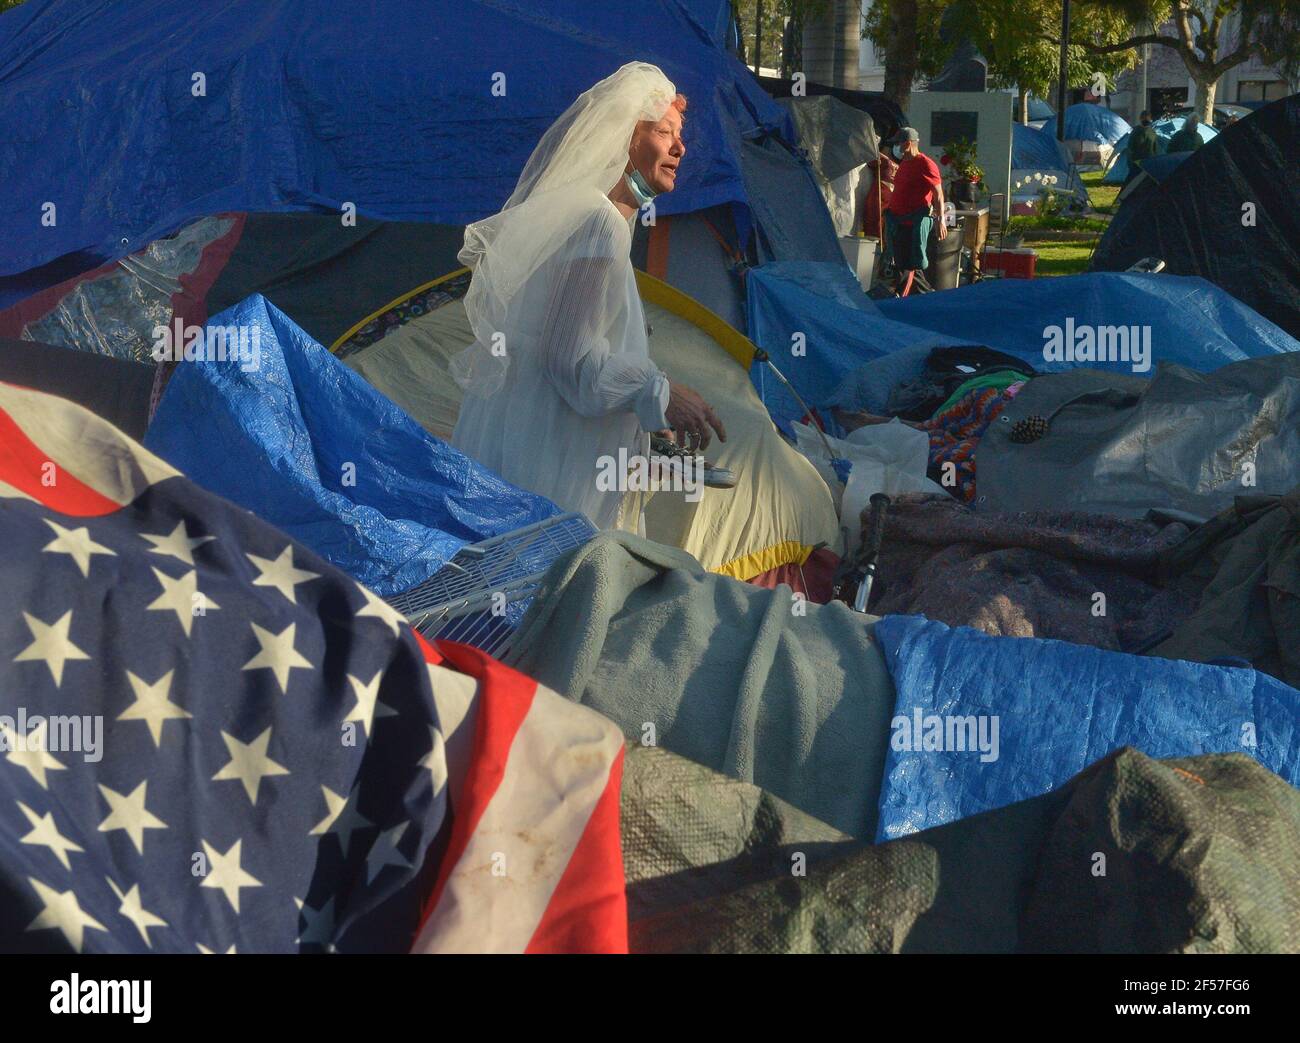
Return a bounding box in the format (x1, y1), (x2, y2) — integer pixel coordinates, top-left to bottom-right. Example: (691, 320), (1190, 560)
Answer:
(777, 94), (878, 182)
(977, 354), (1300, 519)
(623, 743), (1300, 953)
(1150, 488), (1300, 686)
(505, 532), (895, 838)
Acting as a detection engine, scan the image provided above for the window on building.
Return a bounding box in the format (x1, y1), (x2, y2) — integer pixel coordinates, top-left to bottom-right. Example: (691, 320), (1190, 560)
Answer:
(1238, 80), (1288, 103)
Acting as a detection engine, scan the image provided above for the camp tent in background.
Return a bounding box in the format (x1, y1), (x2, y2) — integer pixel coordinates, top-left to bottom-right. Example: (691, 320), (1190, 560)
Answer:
(1102, 115), (1219, 184)
(0, 0), (841, 333)
(776, 95), (879, 236)
(1092, 93), (1300, 340)
(1010, 122), (1088, 206)
(1039, 102), (1132, 166)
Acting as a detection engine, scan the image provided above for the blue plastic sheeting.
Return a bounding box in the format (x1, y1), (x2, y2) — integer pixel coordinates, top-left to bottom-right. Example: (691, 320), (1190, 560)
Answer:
(745, 261), (965, 428)
(872, 615), (1300, 841)
(1104, 117), (1219, 183)
(0, 0), (793, 294)
(877, 273), (1300, 373)
(1012, 122), (1072, 172)
(1040, 103), (1131, 145)
(143, 294), (560, 596)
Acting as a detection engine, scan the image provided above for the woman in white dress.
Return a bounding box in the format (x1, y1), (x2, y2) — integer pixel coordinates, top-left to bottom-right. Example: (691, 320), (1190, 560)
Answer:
(451, 62), (725, 532)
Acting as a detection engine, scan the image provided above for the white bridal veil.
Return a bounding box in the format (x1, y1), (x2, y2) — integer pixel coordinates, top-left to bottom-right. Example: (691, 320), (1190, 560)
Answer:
(449, 61), (680, 531)
(452, 61), (677, 393)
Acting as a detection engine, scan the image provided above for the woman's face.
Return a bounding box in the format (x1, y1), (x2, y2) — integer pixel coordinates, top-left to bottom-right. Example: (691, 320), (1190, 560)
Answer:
(629, 106), (685, 194)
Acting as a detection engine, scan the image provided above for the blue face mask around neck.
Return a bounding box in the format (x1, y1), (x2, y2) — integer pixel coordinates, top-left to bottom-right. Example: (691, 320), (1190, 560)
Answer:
(624, 165), (659, 208)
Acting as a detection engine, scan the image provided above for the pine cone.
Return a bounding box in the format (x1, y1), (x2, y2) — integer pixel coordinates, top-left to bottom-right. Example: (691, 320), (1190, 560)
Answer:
(1009, 415), (1049, 443)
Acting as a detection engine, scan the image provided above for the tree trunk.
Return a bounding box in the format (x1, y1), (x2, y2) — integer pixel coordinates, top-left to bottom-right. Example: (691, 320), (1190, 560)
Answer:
(882, 0), (918, 109)
(1017, 86), (1029, 124)
(1192, 75), (1217, 123)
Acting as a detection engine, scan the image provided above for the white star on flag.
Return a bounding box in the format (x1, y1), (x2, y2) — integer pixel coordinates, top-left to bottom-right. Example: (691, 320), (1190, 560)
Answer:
(107, 878), (168, 948)
(18, 802), (85, 869)
(241, 622), (312, 694)
(41, 518), (116, 577)
(365, 822), (413, 884)
(145, 566), (219, 637)
(354, 583), (407, 637)
(13, 610), (90, 686)
(212, 727), (290, 803)
(1, 720), (66, 789)
(314, 786), (374, 856)
(198, 839), (262, 914)
(139, 519), (214, 567)
(246, 546), (320, 605)
(26, 877), (107, 953)
(345, 670), (398, 737)
(118, 669), (191, 747)
(97, 781), (168, 855)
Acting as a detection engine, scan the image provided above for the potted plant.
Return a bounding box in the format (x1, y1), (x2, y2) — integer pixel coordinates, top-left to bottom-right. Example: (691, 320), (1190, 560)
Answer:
(940, 137), (984, 207)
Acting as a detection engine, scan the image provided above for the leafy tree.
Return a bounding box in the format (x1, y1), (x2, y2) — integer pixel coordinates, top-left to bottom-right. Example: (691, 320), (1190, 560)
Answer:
(1063, 0), (1300, 120)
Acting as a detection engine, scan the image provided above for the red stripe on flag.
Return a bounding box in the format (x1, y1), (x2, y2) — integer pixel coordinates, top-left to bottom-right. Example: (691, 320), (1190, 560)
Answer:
(0, 399), (122, 516)
(411, 629), (444, 666)
(524, 743), (628, 954)
(416, 640), (537, 925)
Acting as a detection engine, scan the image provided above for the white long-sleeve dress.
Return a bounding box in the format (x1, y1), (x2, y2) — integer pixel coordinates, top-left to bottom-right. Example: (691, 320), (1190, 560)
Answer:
(451, 196), (670, 531)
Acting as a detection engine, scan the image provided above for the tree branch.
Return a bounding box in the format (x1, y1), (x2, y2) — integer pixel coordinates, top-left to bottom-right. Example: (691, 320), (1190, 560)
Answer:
(1038, 32), (1180, 55)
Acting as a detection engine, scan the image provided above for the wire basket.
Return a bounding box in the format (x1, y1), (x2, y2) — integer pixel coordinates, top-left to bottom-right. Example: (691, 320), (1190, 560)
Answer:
(384, 512), (596, 658)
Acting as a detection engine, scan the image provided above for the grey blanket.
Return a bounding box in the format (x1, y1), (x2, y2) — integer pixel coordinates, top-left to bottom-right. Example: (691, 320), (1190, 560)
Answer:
(870, 494), (1195, 651)
(506, 532), (895, 838)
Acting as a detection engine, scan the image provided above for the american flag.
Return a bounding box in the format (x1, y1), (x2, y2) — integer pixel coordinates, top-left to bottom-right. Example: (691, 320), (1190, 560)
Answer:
(0, 380), (627, 954)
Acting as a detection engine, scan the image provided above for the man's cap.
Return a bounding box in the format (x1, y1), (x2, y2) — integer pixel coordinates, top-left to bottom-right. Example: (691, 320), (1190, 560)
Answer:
(897, 126), (920, 142)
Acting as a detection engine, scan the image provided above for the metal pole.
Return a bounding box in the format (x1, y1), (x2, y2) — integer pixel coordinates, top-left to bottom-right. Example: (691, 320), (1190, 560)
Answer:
(754, 0), (763, 75)
(1056, 0), (1071, 142)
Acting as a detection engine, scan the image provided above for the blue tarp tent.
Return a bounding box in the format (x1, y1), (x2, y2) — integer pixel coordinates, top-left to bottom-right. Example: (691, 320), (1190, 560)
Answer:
(873, 615), (1300, 840)
(744, 261), (965, 428)
(876, 273), (1300, 373)
(1012, 122), (1071, 171)
(1040, 103), (1131, 145)
(1104, 117), (1219, 183)
(0, 0), (797, 304)
(143, 294), (560, 595)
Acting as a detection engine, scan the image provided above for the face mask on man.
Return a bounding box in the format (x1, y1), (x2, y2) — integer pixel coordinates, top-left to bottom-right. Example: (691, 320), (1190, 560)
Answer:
(892, 145), (904, 160)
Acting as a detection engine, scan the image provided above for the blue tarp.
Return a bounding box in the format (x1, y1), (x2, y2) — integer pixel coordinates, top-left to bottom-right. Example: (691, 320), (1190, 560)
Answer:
(0, 0), (794, 298)
(744, 261), (965, 428)
(872, 615), (1300, 841)
(1040, 103), (1131, 145)
(143, 294), (559, 595)
(876, 273), (1300, 372)
(1104, 117), (1219, 183)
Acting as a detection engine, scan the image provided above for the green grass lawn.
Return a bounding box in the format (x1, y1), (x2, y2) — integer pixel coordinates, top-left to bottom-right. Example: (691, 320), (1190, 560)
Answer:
(1005, 169), (1116, 277)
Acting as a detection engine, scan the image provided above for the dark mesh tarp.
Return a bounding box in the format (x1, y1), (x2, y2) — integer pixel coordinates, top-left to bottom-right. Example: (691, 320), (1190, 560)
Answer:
(1092, 94), (1300, 339)
(623, 744), (1300, 953)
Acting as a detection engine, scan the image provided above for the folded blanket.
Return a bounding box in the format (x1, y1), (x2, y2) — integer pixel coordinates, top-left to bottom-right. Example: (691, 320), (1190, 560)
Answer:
(506, 532), (895, 838)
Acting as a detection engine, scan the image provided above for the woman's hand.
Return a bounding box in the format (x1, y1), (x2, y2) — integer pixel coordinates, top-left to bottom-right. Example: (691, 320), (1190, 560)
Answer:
(662, 382), (726, 451)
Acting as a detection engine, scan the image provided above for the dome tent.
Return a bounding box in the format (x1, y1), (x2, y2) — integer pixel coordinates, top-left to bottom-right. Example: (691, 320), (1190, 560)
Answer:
(1092, 93), (1300, 340)
(1103, 116), (1219, 184)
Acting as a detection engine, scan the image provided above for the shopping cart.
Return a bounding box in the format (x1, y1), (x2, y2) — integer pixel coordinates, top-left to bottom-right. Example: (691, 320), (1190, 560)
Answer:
(384, 512), (597, 658)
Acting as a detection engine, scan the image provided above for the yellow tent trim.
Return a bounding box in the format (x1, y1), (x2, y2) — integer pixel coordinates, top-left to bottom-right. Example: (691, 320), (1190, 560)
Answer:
(715, 540), (814, 581)
(330, 266), (472, 353)
(634, 269), (756, 370)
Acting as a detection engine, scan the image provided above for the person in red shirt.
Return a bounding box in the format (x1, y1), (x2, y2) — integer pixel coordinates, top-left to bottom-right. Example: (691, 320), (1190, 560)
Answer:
(883, 127), (947, 290)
